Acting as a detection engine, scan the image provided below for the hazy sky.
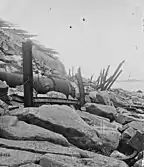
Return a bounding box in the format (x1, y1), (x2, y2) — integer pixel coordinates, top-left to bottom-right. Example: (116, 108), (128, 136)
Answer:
(0, 0), (144, 79)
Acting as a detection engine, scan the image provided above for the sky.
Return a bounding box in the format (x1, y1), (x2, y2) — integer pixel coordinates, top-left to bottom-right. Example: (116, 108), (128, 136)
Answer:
(0, 0), (144, 80)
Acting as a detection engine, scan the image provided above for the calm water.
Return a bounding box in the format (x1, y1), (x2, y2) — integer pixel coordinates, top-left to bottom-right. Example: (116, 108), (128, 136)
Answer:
(112, 81), (144, 92)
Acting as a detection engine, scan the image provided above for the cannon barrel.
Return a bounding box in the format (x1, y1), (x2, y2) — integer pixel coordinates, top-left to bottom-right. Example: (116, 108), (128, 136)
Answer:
(0, 71), (75, 98)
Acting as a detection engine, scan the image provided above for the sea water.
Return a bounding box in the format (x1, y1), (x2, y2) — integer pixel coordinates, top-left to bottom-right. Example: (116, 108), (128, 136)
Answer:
(112, 81), (144, 92)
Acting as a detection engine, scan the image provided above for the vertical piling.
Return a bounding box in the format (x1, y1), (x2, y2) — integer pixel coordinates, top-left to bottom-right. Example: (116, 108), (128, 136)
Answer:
(75, 67), (85, 107)
(22, 40), (33, 107)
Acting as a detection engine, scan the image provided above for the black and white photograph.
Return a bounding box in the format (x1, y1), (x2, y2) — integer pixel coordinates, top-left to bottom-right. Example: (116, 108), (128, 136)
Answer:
(0, 0), (144, 166)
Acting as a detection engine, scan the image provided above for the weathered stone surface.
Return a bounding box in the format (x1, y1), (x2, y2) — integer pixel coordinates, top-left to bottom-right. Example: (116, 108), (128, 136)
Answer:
(40, 153), (128, 167)
(76, 110), (114, 127)
(89, 91), (112, 105)
(135, 108), (144, 114)
(110, 150), (127, 159)
(134, 159), (144, 167)
(122, 127), (137, 141)
(0, 80), (8, 97)
(0, 116), (70, 146)
(0, 147), (41, 166)
(108, 91), (129, 107)
(114, 113), (143, 125)
(137, 151), (144, 161)
(0, 138), (96, 158)
(76, 112), (120, 154)
(111, 121), (122, 129)
(76, 110), (120, 152)
(122, 121), (144, 133)
(117, 139), (135, 156)
(114, 114), (128, 125)
(11, 105), (103, 150)
(20, 164), (42, 167)
(96, 91), (112, 105)
(84, 103), (116, 121)
(88, 91), (99, 103)
(85, 95), (91, 103)
(116, 107), (130, 115)
(94, 125), (121, 151)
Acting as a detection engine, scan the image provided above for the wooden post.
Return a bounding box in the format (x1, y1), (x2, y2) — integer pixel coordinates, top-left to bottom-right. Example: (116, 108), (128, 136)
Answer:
(75, 67), (85, 107)
(22, 40), (33, 107)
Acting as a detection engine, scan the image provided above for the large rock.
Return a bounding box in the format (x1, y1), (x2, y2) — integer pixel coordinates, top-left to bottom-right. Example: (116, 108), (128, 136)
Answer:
(76, 110), (114, 128)
(11, 105), (103, 150)
(20, 164), (42, 167)
(134, 159), (144, 167)
(114, 107), (144, 124)
(0, 116), (70, 146)
(89, 91), (112, 105)
(110, 150), (127, 159)
(76, 110), (120, 154)
(40, 153), (128, 167)
(0, 80), (8, 97)
(96, 91), (112, 105)
(114, 113), (141, 125)
(108, 91), (130, 107)
(94, 125), (121, 153)
(0, 147), (41, 166)
(121, 121), (144, 133)
(110, 121), (122, 129)
(88, 91), (99, 103)
(122, 127), (137, 141)
(84, 103), (117, 122)
(0, 138), (96, 158)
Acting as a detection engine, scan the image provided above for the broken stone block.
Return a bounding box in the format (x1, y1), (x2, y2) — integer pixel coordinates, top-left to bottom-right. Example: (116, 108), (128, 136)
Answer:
(76, 110), (120, 153)
(0, 80), (8, 97)
(88, 91), (99, 103)
(114, 113), (142, 125)
(136, 151), (144, 161)
(0, 138), (97, 158)
(96, 91), (112, 105)
(0, 148), (41, 166)
(134, 159), (144, 167)
(108, 91), (129, 108)
(19, 164), (42, 167)
(85, 95), (91, 103)
(0, 116), (70, 146)
(76, 110), (114, 127)
(127, 131), (144, 152)
(10, 105), (103, 150)
(94, 126), (121, 152)
(110, 150), (127, 159)
(122, 127), (137, 141)
(126, 121), (144, 132)
(40, 153), (129, 167)
(84, 103), (116, 121)
(110, 121), (122, 129)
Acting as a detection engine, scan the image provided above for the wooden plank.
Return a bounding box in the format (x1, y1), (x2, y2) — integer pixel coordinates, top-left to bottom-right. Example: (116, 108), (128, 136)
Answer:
(22, 40), (33, 107)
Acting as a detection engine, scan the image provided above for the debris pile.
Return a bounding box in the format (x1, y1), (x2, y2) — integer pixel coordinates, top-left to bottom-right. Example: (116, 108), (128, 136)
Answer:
(0, 19), (143, 167)
(0, 19), (66, 76)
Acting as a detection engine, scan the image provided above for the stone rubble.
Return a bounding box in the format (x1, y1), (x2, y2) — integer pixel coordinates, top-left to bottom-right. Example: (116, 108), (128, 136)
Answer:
(0, 19), (137, 166)
(0, 82), (144, 166)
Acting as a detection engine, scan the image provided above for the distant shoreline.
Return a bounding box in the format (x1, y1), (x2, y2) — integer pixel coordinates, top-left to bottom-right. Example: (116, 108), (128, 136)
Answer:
(116, 79), (144, 83)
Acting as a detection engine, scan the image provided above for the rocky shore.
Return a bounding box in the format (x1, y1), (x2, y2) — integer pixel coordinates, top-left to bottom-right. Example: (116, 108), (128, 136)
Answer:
(0, 84), (144, 167)
(0, 18), (143, 167)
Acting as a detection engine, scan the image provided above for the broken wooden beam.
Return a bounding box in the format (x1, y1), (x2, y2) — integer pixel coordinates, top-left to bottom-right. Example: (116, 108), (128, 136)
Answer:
(22, 40), (33, 107)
